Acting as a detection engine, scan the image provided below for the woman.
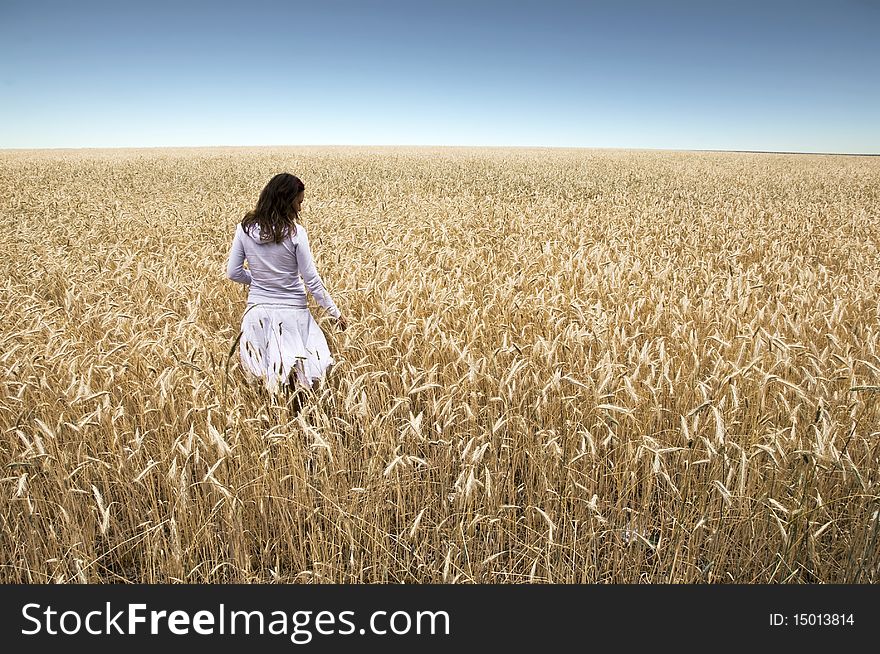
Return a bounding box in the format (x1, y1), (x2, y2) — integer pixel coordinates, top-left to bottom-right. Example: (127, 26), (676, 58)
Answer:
(226, 173), (347, 397)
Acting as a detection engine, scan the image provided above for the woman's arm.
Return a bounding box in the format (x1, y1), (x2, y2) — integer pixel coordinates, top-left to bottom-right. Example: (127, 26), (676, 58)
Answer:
(295, 224), (341, 318)
(226, 224), (253, 285)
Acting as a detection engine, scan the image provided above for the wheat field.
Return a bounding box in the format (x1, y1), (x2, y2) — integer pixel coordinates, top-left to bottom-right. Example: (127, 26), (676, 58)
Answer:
(1, 146), (878, 583)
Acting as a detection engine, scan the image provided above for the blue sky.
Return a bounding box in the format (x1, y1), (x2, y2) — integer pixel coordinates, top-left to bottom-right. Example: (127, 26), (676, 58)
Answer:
(1, 0), (877, 152)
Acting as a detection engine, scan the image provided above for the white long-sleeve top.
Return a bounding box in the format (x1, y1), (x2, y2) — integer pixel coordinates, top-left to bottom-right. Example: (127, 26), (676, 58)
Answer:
(226, 221), (341, 318)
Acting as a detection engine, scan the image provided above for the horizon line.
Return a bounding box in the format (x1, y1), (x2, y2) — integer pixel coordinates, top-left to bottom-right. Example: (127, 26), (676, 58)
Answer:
(1, 144), (878, 157)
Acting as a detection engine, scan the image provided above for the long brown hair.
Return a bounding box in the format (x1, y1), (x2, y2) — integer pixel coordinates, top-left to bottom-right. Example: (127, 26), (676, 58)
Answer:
(241, 173), (304, 244)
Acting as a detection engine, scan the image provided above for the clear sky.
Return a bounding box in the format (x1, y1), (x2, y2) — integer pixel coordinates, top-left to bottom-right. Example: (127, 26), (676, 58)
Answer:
(1, 0), (877, 152)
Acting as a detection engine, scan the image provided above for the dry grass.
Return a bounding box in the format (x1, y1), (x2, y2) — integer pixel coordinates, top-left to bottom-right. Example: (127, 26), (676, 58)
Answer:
(1, 145), (878, 583)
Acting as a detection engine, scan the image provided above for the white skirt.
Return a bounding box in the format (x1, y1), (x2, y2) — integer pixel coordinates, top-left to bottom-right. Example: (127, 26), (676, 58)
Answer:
(238, 303), (334, 393)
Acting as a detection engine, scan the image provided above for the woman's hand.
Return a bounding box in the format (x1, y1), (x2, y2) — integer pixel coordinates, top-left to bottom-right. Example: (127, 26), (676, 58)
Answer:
(335, 313), (349, 331)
